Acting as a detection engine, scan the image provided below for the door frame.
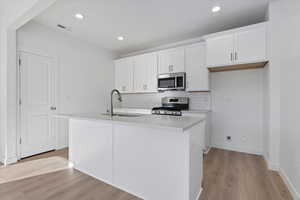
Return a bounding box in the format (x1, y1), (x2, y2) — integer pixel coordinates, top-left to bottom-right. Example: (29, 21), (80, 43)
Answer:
(16, 49), (59, 160)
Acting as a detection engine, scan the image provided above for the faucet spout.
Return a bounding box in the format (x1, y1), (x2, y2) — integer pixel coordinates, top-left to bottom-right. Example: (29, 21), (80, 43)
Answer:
(110, 89), (122, 116)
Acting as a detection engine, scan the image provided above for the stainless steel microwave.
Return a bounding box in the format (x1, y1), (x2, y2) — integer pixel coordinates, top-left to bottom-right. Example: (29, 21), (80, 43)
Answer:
(158, 72), (186, 91)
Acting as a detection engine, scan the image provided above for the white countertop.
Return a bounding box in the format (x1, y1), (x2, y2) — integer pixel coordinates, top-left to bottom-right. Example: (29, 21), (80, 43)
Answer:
(55, 113), (205, 132)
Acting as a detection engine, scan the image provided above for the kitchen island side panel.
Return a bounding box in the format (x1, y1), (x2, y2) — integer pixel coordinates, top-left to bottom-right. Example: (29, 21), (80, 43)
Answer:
(113, 124), (190, 200)
(69, 119), (113, 184)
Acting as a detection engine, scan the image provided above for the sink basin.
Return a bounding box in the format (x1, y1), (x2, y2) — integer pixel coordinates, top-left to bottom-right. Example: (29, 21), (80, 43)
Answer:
(102, 113), (144, 117)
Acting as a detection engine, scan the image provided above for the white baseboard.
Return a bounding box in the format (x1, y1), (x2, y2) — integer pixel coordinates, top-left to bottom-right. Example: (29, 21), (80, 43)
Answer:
(0, 155), (4, 165)
(56, 145), (69, 150)
(195, 188), (203, 200)
(204, 147), (211, 154)
(267, 160), (279, 171)
(2, 156), (18, 165)
(211, 144), (262, 155)
(279, 168), (300, 200)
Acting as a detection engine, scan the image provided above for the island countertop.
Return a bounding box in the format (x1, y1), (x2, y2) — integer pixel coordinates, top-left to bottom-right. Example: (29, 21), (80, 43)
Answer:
(55, 113), (205, 132)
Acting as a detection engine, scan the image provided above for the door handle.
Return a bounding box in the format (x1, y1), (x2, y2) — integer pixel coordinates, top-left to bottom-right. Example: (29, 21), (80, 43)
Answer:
(50, 106), (57, 111)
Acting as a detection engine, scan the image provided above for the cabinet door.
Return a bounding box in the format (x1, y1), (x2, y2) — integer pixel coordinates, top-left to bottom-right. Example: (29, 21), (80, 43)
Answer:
(115, 58), (134, 93)
(185, 43), (209, 91)
(133, 53), (158, 93)
(158, 48), (185, 74)
(206, 34), (235, 67)
(145, 53), (158, 92)
(235, 26), (267, 64)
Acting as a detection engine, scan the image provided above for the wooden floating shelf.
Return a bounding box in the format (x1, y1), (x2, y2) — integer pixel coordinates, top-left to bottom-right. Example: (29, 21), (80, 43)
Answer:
(208, 61), (269, 72)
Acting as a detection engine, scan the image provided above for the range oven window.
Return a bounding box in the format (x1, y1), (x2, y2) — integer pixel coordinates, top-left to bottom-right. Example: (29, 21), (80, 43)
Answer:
(158, 77), (176, 88)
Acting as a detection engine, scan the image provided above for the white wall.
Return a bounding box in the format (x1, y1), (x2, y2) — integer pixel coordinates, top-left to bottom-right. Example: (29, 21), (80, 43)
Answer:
(0, 0), (58, 164)
(17, 21), (115, 149)
(262, 64), (270, 160)
(210, 69), (264, 155)
(269, 0), (300, 199)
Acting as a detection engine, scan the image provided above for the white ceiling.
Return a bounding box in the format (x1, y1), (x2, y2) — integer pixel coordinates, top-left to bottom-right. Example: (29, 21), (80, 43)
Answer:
(34, 0), (273, 55)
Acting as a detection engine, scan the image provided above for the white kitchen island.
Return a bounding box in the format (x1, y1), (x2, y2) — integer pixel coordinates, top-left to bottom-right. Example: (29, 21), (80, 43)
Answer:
(58, 113), (206, 200)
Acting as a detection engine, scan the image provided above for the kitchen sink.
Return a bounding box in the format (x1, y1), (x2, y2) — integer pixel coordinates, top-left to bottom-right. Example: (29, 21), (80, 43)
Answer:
(102, 113), (144, 117)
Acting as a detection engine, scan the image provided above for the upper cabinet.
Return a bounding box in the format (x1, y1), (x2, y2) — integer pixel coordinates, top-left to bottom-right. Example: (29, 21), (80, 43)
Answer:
(235, 26), (267, 64)
(114, 22), (268, 94)
(115, 57), (134, 93)
(206, 34), (235, 67)
(205, 23), (267, 68)
(133, 53), (158, 93)
(185, 43), (209, 91)
(158, 47), (185, 74)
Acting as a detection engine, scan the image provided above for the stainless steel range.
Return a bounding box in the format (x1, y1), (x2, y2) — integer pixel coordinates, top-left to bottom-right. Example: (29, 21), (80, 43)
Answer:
(152, 97), (189, 116)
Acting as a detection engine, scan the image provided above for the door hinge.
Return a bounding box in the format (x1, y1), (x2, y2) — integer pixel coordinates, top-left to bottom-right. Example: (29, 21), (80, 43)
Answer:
(19, 138), (22, 144)
(19, 99), (22, 105)
(18, 58), (22, 66)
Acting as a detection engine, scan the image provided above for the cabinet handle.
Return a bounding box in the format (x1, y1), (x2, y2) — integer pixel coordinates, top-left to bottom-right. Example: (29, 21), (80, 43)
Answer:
(235, 52), (238, 61)
(50, 106), (57, 111)
(230, 53), (233, 61)
(169, 65), (174, 72)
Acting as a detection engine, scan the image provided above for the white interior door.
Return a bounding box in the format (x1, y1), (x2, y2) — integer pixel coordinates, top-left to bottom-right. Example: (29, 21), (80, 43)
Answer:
(19, 52), (56, 158)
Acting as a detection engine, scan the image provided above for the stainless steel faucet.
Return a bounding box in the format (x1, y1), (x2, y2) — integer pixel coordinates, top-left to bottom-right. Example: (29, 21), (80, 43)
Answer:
(110, 89), (122, 116)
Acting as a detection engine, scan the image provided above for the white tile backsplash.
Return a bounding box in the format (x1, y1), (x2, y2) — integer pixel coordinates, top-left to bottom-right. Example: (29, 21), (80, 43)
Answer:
(118, 91), (211, 110)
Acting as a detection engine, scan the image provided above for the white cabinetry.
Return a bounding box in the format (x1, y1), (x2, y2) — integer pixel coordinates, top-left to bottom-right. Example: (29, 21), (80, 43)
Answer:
(133, 53), (158, 93)
(115, 57), (134, 93)
(185, 43), (209, 91)
(158, 47), (185, 74)
(235, 26), (267, 64)
(206, 34), (235, 67)
(206, 23), (267, 67)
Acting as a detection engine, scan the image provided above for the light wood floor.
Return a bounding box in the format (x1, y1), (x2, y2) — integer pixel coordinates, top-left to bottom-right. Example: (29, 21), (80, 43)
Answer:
(20, 148), (69, 163)
(0, 148), (293, 200)
(200, 148), (293, 200)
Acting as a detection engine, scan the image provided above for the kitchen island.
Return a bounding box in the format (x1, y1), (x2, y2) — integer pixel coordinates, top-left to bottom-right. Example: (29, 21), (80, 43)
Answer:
(58, 113), (206, 200)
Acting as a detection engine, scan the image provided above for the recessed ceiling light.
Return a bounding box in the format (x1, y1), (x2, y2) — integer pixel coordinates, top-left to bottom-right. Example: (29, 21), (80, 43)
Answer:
(117, 36), (124, 41)
(75, 13), (84, 20)
(212, 6), (221, 13)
